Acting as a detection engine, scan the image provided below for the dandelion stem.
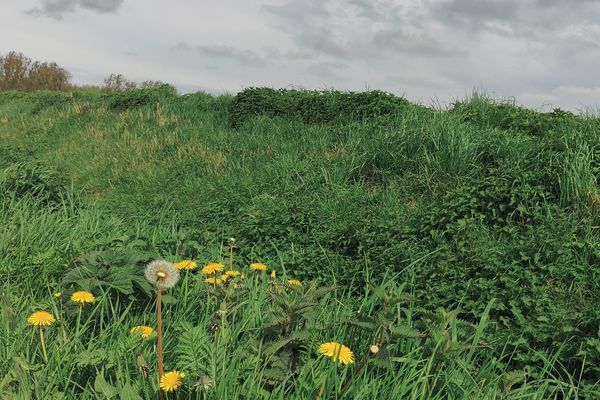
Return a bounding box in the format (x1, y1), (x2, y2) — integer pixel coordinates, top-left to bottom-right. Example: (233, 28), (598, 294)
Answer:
(316, 377), (326, 400)
(183, 273), (189, 307)
(75, 304), (82, 338)
(157, 281), (165, 400)
(229, 240), (234, 271)
(39, 327), (49, 364)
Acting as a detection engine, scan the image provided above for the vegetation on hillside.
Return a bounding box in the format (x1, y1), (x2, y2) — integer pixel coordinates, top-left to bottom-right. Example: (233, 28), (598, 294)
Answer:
(0, 87), (598, 398)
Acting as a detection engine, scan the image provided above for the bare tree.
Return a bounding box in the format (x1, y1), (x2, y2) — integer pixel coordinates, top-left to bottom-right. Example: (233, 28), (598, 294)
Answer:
(102, 73), (137, 93)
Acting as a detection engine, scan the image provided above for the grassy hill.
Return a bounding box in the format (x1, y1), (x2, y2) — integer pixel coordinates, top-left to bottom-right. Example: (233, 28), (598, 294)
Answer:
(1, 87), (599, 398)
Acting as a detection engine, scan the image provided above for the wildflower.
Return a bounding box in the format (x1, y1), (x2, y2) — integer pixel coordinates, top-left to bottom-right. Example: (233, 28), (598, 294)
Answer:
(318, 342), (354, 365)
(71, 291), (95, 305)
(220, 274), (229, 283)
(270, 270), (276, 280)
(287, 279), (302, 286)
(53, 292), (61, 299)
(201, 262), (224, 275)
(28, 311), (54, 363)
(27, 311), (55, 327)
(160, 370), (185, 392)
(204, 277), (222, 285)
(144, 260), (180, 289)
(250, 263), (267, 272)
(225, 270), (241, 277)
(130, 325), (154, 339)
(174, 260), (197, 270)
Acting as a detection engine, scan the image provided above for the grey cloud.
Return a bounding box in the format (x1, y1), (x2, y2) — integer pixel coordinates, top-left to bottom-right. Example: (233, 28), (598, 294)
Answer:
(79, 0), (124, 13)
(434, 0), (519, 23)
(372, 29), (465, 57)
(262, 1), (330, 31)
(430, 0), (600, 38)
(198, 45), (266, 68)
(174, 43), (266, 68)
(297, 28), (353, 59)
(264, 47), (315, 61)
(307, 61), (348, 80)
(347, 0), (384, 20)
(262, 1), (359, 59)
(383, 74), (456, 90)
(27, 0), (123, 19)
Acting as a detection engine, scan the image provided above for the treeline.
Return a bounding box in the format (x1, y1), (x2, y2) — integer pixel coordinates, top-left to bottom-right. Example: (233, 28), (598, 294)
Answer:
(0, 51), (71, 91)
(0, 51), (164, 92)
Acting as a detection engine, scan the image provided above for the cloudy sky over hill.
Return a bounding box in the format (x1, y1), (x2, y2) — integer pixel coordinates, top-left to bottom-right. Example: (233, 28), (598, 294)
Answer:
(2, 0), (600, 111)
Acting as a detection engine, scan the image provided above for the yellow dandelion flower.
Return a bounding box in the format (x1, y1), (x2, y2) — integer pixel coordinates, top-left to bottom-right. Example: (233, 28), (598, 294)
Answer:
(160, 370), (185, 392)
(201, 262), (224, 275)
(225, 270), (241, 277)
(250, 263), (267, 272)
(71, 291), (95, 305)
(27, 311), (56, 327)
(54, 292), (61, 298)
(130, 325), (154, 339)
(204, 277), (222, 285)
(174, 260), (198, 270)
(287, 279), (302, 286)
(220, 274), (230, 283)
(318, 342), (354, 365)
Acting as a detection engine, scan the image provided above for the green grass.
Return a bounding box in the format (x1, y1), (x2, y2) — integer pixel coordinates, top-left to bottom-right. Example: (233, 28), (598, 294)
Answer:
(0, 88), (599, 398)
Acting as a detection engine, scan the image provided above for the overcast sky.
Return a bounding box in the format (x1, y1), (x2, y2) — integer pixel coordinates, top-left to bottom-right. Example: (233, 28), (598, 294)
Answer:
(2, 0), (600, 112)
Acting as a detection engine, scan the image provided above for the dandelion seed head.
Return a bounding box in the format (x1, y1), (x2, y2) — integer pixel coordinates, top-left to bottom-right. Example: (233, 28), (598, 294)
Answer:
(145, 260), (180, 289)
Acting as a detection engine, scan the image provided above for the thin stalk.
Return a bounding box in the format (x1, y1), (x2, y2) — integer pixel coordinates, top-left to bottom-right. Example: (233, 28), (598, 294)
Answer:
(157, 281), (164, 400)
(229, 239), (234, 271)
(39, 327), (49, 364)
(75, 305), (82, 338)
(316, 379), (326, 400)
(183, 273), (189, 307)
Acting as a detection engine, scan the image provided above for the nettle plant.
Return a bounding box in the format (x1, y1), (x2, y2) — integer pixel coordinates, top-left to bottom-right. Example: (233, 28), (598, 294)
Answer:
(345, 281), (494, 385)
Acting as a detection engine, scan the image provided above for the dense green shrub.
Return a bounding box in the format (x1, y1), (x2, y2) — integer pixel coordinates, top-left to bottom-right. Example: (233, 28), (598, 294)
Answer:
(229, 87), (418, 127)
(451, 96), (578, 136)
(103, 84), (177, 112)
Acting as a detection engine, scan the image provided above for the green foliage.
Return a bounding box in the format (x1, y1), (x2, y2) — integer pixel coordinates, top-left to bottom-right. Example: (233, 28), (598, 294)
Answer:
(451, 94), (578, 136)
(103, 84), (177, 112)
(229, 87), (419, 127)
(61, 245), (156, 302)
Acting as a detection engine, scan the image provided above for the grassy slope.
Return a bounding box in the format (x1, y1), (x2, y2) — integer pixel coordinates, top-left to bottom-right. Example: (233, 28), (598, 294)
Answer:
(0, 88), (599, 398)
